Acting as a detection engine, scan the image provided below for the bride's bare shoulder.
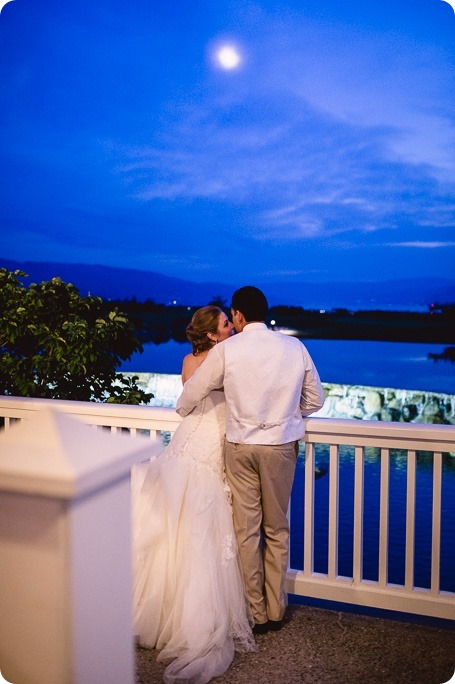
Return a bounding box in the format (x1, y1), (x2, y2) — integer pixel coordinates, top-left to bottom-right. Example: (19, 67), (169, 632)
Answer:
(182, 352), (205, 383)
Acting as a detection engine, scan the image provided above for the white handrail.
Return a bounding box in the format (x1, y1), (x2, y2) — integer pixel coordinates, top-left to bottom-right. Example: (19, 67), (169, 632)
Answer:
(1, 395), (454, 620)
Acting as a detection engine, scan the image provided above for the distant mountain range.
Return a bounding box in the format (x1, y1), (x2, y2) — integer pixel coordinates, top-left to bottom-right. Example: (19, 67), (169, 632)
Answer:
(3, 258), (455, 310)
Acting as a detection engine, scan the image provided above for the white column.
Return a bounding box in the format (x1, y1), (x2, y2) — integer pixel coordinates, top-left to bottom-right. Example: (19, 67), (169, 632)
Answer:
(0, 408), (151, 684)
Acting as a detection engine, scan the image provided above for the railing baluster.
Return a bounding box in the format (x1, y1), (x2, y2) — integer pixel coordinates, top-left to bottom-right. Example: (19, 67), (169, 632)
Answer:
(431, 451), (443, 596)
(353, 446), (364, 584)
(328, 444), (339, 580)
(378, 448), (390, 587)
(304, 442), (315, 576)
(2, 417), (21, 430)
(405, 450), (416, 590)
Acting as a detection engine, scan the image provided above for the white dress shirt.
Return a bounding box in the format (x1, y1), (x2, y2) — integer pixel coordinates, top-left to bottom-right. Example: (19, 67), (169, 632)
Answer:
(176, 323), (325, 445)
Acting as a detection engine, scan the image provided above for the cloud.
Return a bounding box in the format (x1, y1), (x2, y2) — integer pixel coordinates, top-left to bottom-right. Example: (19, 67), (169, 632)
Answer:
(114, 112), (410, 239)
(385, 240), (455, 249)
(385, 241), (455, 248)
(272, 14), (455, 184)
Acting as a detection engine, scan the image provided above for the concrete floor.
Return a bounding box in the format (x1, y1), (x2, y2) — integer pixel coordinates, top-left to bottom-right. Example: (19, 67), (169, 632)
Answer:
(135, 604), (454, 684)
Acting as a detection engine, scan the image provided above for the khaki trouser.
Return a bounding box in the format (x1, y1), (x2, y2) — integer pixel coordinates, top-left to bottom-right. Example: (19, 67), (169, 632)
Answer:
(225, 440), (299, 624)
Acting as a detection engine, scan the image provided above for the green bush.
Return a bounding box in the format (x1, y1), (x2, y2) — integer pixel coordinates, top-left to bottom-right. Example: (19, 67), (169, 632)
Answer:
(0, 268), (152, 404)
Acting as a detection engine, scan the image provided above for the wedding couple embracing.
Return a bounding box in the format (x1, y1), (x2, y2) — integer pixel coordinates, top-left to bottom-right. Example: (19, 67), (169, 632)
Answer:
(132, 286), (325, 683)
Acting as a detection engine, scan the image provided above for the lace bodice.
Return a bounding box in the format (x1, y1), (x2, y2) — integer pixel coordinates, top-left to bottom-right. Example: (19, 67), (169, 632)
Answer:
(166, 389), (227, 475)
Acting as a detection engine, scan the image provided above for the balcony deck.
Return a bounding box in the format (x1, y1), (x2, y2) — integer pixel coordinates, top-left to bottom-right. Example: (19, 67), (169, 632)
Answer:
(136, 604), (454, 684)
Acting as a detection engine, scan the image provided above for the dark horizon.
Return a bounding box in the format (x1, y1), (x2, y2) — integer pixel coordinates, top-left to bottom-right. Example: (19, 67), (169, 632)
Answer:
(3, 257), (455, 311)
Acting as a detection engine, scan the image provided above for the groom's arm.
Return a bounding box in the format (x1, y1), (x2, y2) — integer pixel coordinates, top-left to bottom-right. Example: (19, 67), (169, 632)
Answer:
(176, 345), (225, 417)
(300, 353), (325, 416)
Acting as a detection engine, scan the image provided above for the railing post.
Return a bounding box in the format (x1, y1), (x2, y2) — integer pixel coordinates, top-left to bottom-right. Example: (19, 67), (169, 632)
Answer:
(0, 408), (151, 684)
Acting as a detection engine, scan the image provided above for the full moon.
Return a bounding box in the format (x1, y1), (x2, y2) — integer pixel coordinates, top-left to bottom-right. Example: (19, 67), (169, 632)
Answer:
(216, 45), (241, 70)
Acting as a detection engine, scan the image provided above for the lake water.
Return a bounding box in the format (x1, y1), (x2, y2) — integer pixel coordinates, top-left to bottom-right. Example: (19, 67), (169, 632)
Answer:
(121, 338), (455, 394)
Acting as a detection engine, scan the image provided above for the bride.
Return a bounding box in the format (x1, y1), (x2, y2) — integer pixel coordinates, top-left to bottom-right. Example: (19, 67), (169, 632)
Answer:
(132, 305), (256, 683)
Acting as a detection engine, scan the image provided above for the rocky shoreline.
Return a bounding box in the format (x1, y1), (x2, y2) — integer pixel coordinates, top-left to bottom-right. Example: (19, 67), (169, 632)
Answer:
(126, 372), (455, 425)
(318, 383), (454, 424)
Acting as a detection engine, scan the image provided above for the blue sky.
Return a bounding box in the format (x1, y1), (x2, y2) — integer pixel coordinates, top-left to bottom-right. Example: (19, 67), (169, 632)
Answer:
(1, 0), (454, 285)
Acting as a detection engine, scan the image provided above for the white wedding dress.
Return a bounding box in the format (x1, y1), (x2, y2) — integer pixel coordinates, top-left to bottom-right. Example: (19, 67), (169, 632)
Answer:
(132, 389), (256, 684)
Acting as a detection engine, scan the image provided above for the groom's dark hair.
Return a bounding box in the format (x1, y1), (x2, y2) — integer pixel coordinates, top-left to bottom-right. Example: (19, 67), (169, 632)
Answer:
(231, 286), (268, 322)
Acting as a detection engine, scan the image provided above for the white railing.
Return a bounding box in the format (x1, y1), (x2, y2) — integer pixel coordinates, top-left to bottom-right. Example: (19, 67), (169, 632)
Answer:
(288, 418), (455, 621)
(1, 395), (454, 621)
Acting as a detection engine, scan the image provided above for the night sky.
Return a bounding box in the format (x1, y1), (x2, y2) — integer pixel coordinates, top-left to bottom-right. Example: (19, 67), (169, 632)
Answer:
(1, 0), (454, 286)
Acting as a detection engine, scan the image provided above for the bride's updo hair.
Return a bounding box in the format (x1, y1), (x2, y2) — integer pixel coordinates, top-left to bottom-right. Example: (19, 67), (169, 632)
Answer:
(186, 305), (222, 356)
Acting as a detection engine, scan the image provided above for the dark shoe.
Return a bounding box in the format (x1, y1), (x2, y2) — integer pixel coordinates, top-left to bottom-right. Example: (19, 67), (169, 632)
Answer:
(252, 621), (270, 635)
(268, 619), (283, 632)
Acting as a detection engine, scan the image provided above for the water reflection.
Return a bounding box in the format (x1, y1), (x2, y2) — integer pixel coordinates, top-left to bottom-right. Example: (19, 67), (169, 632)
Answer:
(297, 444), (455, 472)
(291, 443), (455, 592)
(121, 338), (455, 395)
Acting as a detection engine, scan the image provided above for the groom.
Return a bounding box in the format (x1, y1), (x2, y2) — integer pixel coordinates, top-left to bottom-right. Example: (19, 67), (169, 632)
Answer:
(176, 286), (325, 634)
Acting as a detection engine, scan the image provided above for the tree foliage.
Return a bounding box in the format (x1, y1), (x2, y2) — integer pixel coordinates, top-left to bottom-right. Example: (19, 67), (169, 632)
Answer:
(0, 268), (152, 404)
